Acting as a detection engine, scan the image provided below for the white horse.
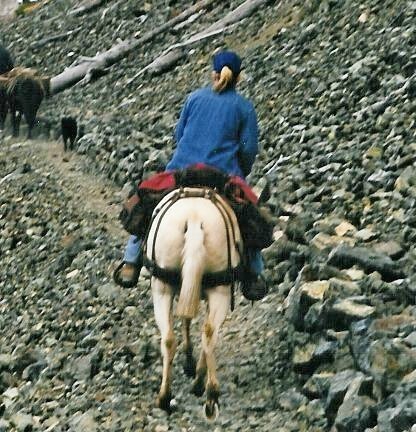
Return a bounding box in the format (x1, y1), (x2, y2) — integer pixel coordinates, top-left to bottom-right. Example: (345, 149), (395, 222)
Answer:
(144, 187), (243, 420)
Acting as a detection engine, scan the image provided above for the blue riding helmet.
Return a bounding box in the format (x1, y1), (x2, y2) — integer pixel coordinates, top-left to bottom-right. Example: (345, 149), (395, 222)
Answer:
(213, 51), (242, 76)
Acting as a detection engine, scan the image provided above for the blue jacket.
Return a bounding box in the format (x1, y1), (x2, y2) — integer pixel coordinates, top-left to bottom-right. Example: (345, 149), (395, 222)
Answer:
(166, 87), (259, 178)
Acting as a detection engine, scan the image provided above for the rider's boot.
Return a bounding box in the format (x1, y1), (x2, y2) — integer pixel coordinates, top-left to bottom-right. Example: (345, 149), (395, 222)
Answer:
(240, 248), (268, 301)
(241, 272), (268, 301)
(113, 256), (143, 288)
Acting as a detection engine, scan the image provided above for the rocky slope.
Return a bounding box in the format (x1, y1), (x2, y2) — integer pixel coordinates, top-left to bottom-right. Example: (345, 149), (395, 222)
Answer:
(1, 0), (416, 431)
(0, 0), (17, 19)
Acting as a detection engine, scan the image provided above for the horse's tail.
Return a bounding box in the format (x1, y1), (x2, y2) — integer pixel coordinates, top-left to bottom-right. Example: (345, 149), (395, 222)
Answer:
(176, 218), (205, 319)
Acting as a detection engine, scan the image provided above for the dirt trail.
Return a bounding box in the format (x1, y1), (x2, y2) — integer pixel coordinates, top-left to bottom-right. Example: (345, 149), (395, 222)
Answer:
(0, 136), (301, 431)
(18, 138), (125, 238)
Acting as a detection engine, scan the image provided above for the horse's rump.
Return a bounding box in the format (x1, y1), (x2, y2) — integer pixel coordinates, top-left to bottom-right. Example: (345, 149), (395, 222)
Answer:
(145, 187), (242, 318)
(6, 67), (50, 99)
(8, 75), (44, 106)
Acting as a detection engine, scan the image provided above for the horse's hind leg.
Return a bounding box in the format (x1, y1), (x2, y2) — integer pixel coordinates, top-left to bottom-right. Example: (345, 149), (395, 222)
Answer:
(0, 100), (6, 130)
(202, 285), (230, 420)
(191, 348), (206, 397)
(9, 103), (20, 137)
(182, 318), (196, 378)
(152, 278), (176, 412)
(24, 106), (38, 140)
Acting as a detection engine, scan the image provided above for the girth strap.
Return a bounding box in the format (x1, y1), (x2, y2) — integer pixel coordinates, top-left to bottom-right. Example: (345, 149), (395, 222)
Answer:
(143, 255), (245, 288)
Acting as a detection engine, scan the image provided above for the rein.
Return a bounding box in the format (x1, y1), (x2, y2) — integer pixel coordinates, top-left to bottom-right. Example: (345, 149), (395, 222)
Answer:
(143, 187), (243, 311)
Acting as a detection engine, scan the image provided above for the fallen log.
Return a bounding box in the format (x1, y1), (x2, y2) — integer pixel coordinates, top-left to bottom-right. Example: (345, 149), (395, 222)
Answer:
(195, 0), (270, 39)
(68, 0), (108, 17)
(100, 0), (123, 20)
(126, 26), (229, 83)
(77, 66), (109, 86)
(144, 48), (186, 76)
(126, 0), (269, 83)
(50, 0), (219, 94)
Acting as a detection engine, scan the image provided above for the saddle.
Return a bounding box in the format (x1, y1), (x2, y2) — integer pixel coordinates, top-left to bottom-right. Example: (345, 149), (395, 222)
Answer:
(119, 165), (274, 250)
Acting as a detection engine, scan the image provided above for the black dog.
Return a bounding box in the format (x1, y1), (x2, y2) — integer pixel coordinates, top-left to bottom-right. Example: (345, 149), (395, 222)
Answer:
(61, 116), (78, 151)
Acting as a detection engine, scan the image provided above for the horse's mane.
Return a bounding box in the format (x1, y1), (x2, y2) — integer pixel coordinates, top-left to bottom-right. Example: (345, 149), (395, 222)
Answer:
(5, 67), (50, 96)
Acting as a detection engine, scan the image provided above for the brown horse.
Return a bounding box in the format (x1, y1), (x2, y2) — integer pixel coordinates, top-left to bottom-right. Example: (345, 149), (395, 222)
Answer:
(145, 187), (243, 420)
(5, 67), (50, 139)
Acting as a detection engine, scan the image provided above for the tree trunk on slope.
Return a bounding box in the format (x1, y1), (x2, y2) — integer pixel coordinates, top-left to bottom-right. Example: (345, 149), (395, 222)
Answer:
(49, 0), (219, 94)
(131, 0), (269, 80)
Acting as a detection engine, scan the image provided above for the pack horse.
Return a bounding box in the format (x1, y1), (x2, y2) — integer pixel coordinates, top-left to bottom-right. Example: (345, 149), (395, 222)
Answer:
(0, 67), (50, 139)
(144, 187), (243, 420)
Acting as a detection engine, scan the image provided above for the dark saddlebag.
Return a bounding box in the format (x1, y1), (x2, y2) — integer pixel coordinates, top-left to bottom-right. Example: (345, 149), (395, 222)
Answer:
(119, 189), (165, 237)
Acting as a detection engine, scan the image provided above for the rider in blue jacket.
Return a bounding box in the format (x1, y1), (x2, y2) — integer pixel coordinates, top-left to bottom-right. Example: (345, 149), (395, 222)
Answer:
(115, 50), (267, 300)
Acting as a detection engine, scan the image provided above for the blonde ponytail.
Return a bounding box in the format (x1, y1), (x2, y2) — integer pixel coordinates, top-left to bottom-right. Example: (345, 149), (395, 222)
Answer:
(213, 66), (234, 92)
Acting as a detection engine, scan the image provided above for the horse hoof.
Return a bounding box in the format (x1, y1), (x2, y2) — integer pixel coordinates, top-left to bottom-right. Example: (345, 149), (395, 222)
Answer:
(156, 394), (174, 413)
(191, 379), (205, 397)
(203, 401), (219, 422)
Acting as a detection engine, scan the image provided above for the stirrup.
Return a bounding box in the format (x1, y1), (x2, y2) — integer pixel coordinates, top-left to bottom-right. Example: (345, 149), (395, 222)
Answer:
(113, 261), (140, 288)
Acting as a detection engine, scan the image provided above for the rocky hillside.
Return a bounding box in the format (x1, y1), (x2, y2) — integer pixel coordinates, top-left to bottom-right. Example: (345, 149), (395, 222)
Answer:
(0, 0), (17, 19)
(1, 0), (416, 431)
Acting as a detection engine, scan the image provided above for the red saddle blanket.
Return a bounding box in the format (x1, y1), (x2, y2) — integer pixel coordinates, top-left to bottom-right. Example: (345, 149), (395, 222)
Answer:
(120, 164), (274, 249)
(138, 163), (258, 204)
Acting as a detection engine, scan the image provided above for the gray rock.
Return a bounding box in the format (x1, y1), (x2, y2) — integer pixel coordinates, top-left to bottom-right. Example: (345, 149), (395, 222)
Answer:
(372, 241), (404, 260)
(277, 388), (309, 411)
(326, 370), (372, 422)
(69, 411), (97, 432)
(328, 245), (405, 282)
(351, 335), (416, 397)
(404, 331), (416, 347)
(303, 371), (334, 399)
(0, 355), (12, 372)
(70, 349), (102, 381)
(304, 301), (327, 331)
(22, 360), (47, 381)
(96, 283), (121, 300)
(0, 420), (10, 432)
(292, 339), (337, 374)
(335, 396), (376, 432)
(377, 400), (416, 432)
(10, 412), (34, 432)
(329, 298), (376, 328)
